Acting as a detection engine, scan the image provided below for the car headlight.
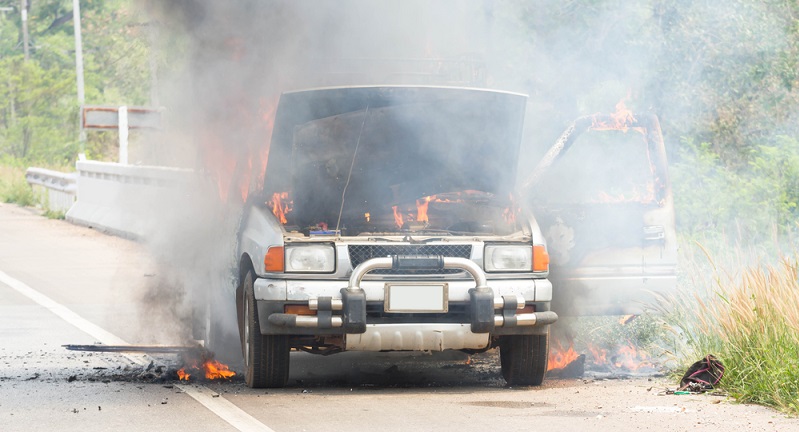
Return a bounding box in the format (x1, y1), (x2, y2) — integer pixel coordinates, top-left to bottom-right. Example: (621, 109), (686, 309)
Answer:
(285, 244), (335, 273)
(484, 244), (532, 272)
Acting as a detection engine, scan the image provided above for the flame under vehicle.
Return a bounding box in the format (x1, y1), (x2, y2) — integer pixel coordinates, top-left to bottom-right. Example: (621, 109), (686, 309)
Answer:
(223, 86), (676, 388)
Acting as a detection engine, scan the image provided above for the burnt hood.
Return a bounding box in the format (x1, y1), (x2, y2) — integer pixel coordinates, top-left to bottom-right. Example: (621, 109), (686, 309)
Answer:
(261, 86), (527, 229)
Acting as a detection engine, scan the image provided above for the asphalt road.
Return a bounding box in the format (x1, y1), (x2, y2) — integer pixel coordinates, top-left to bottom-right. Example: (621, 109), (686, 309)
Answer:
(1, 202), (797, 432)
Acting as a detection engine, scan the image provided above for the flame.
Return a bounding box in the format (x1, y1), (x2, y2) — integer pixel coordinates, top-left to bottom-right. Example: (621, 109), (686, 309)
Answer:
(269, 192), (292, 224)
(585, 342), (654, 371)
(364, 212), (370, 222)
(199, 98), (277, 204)
(587, 344), (608, 366)
(619, 314), (637, 325)
(176, 351), (236, 381)
(177, 368), (190, 381)
(547, 339), (580, 371)
(204, 359), (236, 380)
(612, 343), (653, 371)
(416, 195), (434, 223)
(590, 94), (645, 134)
(392, 205), (404, 228)
(388, 191), (506, 230)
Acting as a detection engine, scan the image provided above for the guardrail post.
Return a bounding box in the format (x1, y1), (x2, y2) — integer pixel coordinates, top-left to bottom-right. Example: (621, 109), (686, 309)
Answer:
(118, 106), (128, 164)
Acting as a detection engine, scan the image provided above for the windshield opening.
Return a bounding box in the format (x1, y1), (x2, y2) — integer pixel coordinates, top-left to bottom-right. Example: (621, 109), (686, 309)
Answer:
(536, 129), (657, 205)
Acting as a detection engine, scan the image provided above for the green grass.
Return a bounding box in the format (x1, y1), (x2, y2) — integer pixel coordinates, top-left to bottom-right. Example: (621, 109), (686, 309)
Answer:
(655, 243), (799, 415)
(0, 166), (37, 207)
(1, 165), (69, 218)
(42, 209), (66, 219)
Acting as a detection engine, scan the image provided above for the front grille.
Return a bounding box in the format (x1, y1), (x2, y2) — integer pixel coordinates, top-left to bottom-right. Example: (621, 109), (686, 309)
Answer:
(348, 244), (473, 275)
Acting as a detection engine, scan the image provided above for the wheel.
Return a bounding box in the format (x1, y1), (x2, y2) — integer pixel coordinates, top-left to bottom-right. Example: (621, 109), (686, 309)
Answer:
(499, 331), (549, 386)
(241, 269), (290, 388)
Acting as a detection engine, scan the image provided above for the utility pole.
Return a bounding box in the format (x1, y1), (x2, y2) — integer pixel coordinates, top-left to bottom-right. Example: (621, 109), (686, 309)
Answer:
(73, 0), (86, 149)
(73, 0), (85, 106)
(148, 21), (160, 107)
(20, 0), (29, 61)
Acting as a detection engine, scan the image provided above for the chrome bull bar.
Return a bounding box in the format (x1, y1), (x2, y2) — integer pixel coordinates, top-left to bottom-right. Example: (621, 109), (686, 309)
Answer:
(268, 256), (557, 332)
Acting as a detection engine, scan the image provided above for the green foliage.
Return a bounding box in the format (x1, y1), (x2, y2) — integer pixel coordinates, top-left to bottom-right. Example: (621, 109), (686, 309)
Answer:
(0, 167), (36, 206)
(0, 55), (80, 164)
(500, 0), (799, 171)
(566, 314), (664, 354)
(650, 1), (799, 166)
(671, 137), (799, 242)
(0, 0), (152, 166)
(43, 208), (65, 219)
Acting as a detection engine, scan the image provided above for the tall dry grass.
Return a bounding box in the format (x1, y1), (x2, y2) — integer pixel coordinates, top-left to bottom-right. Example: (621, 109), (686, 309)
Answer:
(655, 242), (799, 414)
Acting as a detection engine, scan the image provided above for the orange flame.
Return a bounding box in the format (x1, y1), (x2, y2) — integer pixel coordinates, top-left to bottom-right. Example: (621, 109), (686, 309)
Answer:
(389, 191), (500, 229)
(547, 339), (580, 371)
(392, 205), (404, 228)
(175, 348), (236, 382)
(177, 368), (190, 381)
(587, 344), (608, 365)
(269, 192), (292, 224)
(585, 342), (654, 371)
(612, 342), (653, 371)
(199, 98), (277, 204)
(204, 359), (236, 380)
(591, 95), (644, 133)
(416, 195), (434, 223)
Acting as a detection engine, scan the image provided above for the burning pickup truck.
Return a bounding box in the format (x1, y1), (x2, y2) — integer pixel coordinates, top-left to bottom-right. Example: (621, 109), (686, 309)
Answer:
(219, 86), (676, 388)
(228, 86), (556, 388)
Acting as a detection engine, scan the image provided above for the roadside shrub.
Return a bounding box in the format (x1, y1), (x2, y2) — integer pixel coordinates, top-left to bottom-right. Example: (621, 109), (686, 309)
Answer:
(671, 137), (799, 245)
(0, 167), (36, 207)
(655, 244), (799, 415)
(42, 209), (66, 220)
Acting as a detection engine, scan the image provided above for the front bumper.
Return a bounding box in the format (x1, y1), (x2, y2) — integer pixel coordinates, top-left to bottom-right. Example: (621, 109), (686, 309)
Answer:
(255, 257), (557, 346)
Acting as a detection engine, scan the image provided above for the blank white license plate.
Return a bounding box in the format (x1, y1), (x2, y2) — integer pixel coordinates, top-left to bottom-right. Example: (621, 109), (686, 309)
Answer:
(384, 283), (448, 313)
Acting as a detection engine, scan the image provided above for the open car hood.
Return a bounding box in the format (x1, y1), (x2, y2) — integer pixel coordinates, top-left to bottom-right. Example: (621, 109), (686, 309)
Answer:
(261, 86), (527, 232)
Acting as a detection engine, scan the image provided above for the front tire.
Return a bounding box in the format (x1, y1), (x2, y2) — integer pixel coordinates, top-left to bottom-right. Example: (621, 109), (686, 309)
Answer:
(242, 270), (290, 388)
(499, 331), (549, 386)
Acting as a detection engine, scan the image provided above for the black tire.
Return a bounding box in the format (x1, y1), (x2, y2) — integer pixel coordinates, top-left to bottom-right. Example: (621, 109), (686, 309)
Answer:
(499, 331), (549, 386)
(242, 270), (290, 388)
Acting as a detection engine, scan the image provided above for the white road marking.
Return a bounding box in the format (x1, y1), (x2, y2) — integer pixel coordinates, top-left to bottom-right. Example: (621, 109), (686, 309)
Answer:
(177, 385), (275, 432)
(0, 269), (274, 432)
(0, 269), (129, 346)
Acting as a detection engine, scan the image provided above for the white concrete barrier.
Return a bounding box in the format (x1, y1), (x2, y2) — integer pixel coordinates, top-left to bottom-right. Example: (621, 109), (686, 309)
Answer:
(25, 167), (78, 213)
(65, 161), (194, 239)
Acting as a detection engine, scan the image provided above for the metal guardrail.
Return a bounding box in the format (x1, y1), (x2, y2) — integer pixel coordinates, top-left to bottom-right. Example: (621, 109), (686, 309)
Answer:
(25, 167), (78, 213)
